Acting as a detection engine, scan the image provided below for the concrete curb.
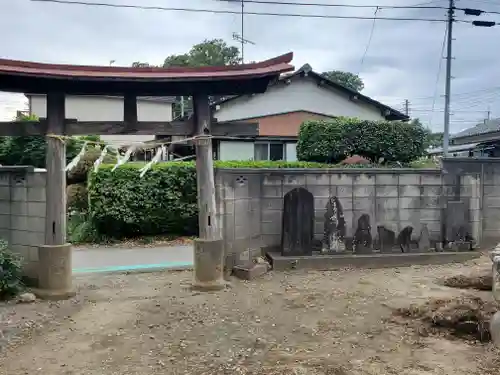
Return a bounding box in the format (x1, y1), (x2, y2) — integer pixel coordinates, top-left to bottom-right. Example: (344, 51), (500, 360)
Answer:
(268, 251), (480, 272)
(72, 263), (194, 275)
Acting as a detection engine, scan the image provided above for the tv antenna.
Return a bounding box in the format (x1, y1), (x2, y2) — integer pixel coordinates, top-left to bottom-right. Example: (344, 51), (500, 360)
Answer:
(228, 0), (255, 63)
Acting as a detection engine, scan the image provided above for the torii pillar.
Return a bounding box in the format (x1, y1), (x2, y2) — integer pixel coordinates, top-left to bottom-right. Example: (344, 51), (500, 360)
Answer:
(191, 94), (225, 291)
(35, 92), (75, 300)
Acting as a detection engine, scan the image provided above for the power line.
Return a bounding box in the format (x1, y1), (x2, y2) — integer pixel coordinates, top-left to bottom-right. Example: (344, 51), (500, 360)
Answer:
(358, 6), (379, 74)
(217, 0), (448, 10)
(380, 86), (500, 105)
(29, 0), (462, 22)
(429, 21), (448, 128)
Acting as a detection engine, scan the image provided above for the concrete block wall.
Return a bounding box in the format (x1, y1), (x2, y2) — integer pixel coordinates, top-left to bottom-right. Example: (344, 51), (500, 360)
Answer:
(216, 168), (460, 267)
(0, 167), (46, 279)
(443, 158), (499, 246)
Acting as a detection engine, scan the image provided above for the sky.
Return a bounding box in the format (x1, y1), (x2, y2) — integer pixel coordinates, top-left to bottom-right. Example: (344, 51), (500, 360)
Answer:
(1, 0), (500, 134)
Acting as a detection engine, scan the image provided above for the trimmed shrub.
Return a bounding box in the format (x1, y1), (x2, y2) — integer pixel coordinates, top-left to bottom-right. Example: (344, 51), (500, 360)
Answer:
(0, 239), (24, 300)
(89, 162), (199, 238)
(88, 160), (331, 239)
(297, 118), (427, 164)
(67, 183), (88, 213)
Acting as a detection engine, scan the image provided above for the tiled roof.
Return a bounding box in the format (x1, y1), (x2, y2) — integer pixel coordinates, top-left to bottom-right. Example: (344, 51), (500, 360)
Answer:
(451, 118), (500, 139)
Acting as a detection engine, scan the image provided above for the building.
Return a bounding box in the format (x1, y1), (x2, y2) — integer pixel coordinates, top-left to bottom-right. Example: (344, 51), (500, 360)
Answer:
(27, 94), (175, 148)
(212, 64), (408, 161)
(450, 118), (500, 157)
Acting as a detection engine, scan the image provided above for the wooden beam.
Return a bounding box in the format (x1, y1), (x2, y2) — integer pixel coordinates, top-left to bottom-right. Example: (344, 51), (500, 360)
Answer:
(45, 93), (67, 246)
(0, 119), (258, 136)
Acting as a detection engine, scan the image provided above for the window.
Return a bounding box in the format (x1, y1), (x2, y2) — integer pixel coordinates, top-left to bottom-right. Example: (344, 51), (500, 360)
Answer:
(254, 143), (269, 161)
(270, 143), (284, 161)
(254, 142), (285, 161)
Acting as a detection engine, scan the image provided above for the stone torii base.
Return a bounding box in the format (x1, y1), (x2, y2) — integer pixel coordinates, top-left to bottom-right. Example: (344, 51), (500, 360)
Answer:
(32, 244), (75, 300)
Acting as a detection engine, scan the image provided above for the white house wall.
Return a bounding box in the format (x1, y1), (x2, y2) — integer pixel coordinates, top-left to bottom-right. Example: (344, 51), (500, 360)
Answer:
(219, 141), (254, 161)
(215, 78), (386, 122)
(29, 95), (173, 146)
(286, 143), (298, 162)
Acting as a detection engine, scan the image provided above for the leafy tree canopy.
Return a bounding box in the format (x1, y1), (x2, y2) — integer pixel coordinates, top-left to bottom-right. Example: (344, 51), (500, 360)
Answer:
(321, 70), (365, 92)
(163, 39), (241, 67)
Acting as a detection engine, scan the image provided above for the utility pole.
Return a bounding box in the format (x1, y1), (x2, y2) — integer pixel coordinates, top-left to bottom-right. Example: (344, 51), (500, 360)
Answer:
(443, 0), (454, 157)
(404, 99), (410, 117)
(241, 0), (244, 62)
(229, 0), (255, 63)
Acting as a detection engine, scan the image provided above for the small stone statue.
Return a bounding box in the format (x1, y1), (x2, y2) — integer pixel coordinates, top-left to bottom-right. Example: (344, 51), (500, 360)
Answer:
(377, 225), (396, 253)
(322, 196), (346, 253)
(397, 226), (413, 253)
(353, 214), (372, 254)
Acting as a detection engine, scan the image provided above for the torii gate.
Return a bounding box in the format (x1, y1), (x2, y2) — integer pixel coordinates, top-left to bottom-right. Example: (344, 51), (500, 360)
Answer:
(0, 53), (294, 298)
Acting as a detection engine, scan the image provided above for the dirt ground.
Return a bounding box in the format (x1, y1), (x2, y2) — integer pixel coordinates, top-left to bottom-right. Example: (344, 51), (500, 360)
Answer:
(1, 256), (499, 375)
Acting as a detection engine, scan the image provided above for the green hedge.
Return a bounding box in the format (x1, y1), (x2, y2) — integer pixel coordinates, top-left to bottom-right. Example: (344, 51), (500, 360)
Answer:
(88, 160), (331, 238)
(297, 118), (427, 164)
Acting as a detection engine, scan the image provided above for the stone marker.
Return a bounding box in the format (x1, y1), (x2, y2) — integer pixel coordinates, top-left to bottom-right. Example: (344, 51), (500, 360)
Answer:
(445, 201), (472, 244)
(322, 196), (346, 253)
(491, 311), (500, 347)
(417, 224), (431, 252)
(377, 225), (396, 253)
(492, 255), (500, 346)
(397, 226), (413, 253)
(493, 255), (500, 303)
(281, 187), (314, 256)
(353, 214), (372, 254)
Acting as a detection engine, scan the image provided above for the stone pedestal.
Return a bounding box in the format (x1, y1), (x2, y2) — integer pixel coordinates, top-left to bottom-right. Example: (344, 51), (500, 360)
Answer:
(34, 243), (75, 300)
(490, 311), (500, 347)
(192, 238), (226, 291)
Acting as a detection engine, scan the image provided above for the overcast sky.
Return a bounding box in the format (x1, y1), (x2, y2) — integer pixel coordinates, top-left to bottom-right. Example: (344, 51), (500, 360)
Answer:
(1, 0), (500, 133)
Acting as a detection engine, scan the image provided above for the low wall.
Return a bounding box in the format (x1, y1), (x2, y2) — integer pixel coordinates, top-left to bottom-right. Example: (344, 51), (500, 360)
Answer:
(0, 167), (46, 280)
(215, 168), (477, 268)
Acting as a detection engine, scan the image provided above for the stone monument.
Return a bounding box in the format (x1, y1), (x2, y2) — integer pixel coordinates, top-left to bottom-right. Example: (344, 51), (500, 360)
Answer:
(397, 226), (413, 253)
(353, 214), (372, 254)
(322, 196), (346, 253)
(417, 224), (431, 252)
(377, 225), (396, 253)
(281, 187), (314, 256)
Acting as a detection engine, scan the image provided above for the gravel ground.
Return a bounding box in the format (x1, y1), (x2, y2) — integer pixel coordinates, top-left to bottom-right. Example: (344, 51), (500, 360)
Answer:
(1, 256), (499, 375)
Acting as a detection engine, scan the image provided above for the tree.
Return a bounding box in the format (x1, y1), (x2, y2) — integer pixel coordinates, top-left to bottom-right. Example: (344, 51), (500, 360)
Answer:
(412, 119), (444, 149)
(0, 113), (101, 168)
(426, 131), (444, 149)
(321, 71), (365, 92)
(162, 39), (241, 117)
(163, 39), (241, 68)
